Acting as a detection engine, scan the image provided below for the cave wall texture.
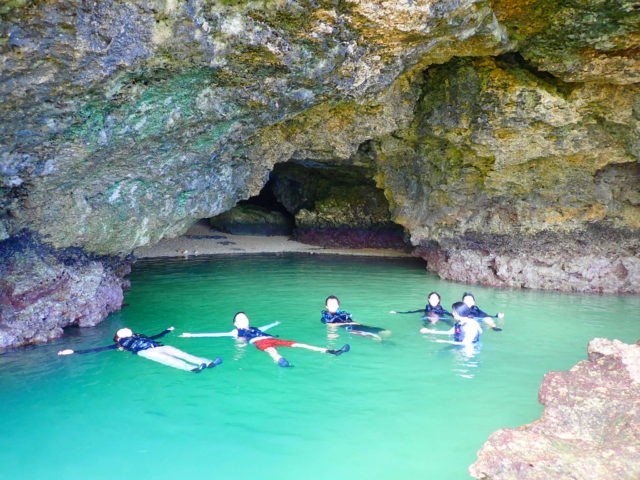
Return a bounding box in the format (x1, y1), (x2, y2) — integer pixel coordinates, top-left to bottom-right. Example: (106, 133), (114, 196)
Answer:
(1, 0), (639, 347)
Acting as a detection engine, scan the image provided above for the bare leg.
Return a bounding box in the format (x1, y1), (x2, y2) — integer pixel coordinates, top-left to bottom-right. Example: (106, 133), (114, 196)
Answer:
(263, 347), (283, 363)
(160, 345), (213, 365)
(137, 347), (196, 371)
(291, 343), (328, 353)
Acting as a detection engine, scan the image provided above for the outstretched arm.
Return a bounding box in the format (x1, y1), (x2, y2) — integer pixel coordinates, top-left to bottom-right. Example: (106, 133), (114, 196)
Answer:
(149, 326), (175, 339)
(433, 339), (470, 345)
(58, 344), (118, 355)
(472, 307), (504, 319)
(258, 321), (280, 332)
(419, 327), (454, 335)
(389, 309), (425, 314)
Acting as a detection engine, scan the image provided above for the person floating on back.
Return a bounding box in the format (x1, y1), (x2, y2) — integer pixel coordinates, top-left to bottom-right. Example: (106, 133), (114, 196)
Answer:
(420, 302), (483, 345)
(57, 326), (222, 373)
(322, 295), (389, 340)
(389, 291), (453, 324)
(462, 292), (504, 331)
(180, 312), (350, 367)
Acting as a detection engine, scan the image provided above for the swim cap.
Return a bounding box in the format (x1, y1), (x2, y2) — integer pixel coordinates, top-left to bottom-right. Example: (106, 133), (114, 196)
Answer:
(116, 327), (134, 338)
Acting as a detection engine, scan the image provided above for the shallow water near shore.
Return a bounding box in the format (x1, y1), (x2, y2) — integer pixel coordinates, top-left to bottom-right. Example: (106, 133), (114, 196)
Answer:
(1, 254), (638, 479)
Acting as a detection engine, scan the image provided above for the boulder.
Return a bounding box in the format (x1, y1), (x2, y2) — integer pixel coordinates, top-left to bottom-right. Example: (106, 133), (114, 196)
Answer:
(210, 204), (293, 236)
(470, 338), (640, 480)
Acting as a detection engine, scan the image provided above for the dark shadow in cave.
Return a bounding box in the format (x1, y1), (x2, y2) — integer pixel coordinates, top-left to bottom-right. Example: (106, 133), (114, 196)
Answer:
(210, 159), (411, 250)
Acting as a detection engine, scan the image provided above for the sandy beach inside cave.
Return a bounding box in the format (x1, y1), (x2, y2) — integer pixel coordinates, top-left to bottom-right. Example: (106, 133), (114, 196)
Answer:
(133, 220), (413, 259)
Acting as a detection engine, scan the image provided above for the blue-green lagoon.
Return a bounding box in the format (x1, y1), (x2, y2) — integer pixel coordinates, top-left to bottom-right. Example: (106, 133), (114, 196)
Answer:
(1, 254), (638, 479)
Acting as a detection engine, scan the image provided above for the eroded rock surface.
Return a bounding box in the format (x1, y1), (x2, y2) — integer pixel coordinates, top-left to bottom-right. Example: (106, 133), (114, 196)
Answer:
(0, 233), (130, 348)
(470, 338), (640, 480)
(372, 56), (640, 293)
(1, 0), (639, 346)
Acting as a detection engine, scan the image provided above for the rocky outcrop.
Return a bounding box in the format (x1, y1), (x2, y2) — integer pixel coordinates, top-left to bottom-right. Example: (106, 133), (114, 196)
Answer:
(0, 233), (130, 348)
(372, 56), (640, 293)
(491, 0), (640, 84)
(0, 0), (509, 254)
(1, 0), (639, 345)
(470, 338), (640, 480)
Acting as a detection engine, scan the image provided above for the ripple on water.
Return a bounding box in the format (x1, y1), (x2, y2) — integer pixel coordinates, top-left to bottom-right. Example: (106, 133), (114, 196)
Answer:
(1, 254), (639, 480)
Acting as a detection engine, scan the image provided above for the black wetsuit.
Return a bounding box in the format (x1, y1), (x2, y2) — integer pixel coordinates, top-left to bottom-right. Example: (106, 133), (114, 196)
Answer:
(321, 310), (384, 334)
(468, 306), (495, 319)
(71, 329), (172, 354)
(395, 304), (453, 321)
(425, 304), (453, 319)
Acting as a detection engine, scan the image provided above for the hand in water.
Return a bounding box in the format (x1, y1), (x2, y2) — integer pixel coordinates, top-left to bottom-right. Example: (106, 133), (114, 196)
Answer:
(57, 349), (74, 355)
(497, 312), (505, 319)
(168, 326), (175, 331)
(389, 310), (397, 314)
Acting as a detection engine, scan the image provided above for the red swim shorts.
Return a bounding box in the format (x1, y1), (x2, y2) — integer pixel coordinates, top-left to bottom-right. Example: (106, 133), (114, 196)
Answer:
(253, 338), (297, 351)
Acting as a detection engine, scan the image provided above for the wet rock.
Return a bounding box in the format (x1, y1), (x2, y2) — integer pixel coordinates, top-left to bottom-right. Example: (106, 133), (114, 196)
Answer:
(210, 204), (293, 236)
(372, 56), (640, 293)
(415, 228), (640, 294)
(469, 338), (640, 480)
(0, 233), (131, 348)
(0, 0), (508, 254)
(294, 185), (407, 249)
(269, 162), (407, 248)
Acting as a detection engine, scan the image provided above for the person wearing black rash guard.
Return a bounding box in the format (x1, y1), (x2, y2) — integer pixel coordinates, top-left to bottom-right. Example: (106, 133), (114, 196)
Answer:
(389, 291), (453, 324)
(322, 296), (389, 339)
(180, 312), (350, 368)
(57, 327), (222, 373)
(461, 293), (504, 330)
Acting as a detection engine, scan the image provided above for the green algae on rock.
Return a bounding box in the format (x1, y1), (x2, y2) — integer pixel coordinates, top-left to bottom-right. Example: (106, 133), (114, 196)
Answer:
(1, 0), (640, 348)
(370, 56), (640, 292)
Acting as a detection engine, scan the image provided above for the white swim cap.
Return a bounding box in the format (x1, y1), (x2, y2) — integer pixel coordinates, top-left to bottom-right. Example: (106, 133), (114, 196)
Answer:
(116, 327), (133, 338)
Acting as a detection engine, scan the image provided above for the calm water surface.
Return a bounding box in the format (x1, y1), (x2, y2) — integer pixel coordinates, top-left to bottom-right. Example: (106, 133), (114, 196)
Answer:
(1, 254), (638, 479)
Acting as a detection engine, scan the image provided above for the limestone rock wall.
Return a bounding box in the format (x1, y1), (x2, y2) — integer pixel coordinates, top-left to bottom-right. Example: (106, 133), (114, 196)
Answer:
(1, 0), (639, 345)
(0, 0), (509, 254)
(469, 338), (640, 480)
(372, 56), (640, 293)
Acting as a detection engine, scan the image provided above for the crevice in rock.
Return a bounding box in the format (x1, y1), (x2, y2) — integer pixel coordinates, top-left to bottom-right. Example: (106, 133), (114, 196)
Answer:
(494, 52), (578, 96)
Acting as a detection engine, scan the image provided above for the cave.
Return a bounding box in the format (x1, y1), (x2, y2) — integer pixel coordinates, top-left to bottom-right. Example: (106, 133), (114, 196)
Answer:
(210, 161), (409, 250)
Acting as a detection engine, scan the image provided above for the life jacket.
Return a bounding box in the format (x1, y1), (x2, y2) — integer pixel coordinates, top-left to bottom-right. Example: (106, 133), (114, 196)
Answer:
(118, 334), (162, 354)
(453, 320), (481, 343)
(236, 327), (272, 343)
(453, 322), (463, 342)
(321, 310), (353, 324)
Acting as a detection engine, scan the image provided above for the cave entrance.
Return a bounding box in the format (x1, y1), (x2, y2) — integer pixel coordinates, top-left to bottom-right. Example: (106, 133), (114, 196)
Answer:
(210, 161), (409, 250)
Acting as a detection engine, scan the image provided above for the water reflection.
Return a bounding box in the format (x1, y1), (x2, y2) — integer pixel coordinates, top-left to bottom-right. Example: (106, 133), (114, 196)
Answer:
(448, 342), (482, 379)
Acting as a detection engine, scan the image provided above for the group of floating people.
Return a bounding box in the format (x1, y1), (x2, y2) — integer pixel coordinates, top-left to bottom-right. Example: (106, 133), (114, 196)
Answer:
(57, 292), (504, 372)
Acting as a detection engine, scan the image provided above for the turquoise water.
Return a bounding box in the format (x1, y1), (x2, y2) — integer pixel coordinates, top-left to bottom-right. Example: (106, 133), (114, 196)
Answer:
(1, 254), (638, 479)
